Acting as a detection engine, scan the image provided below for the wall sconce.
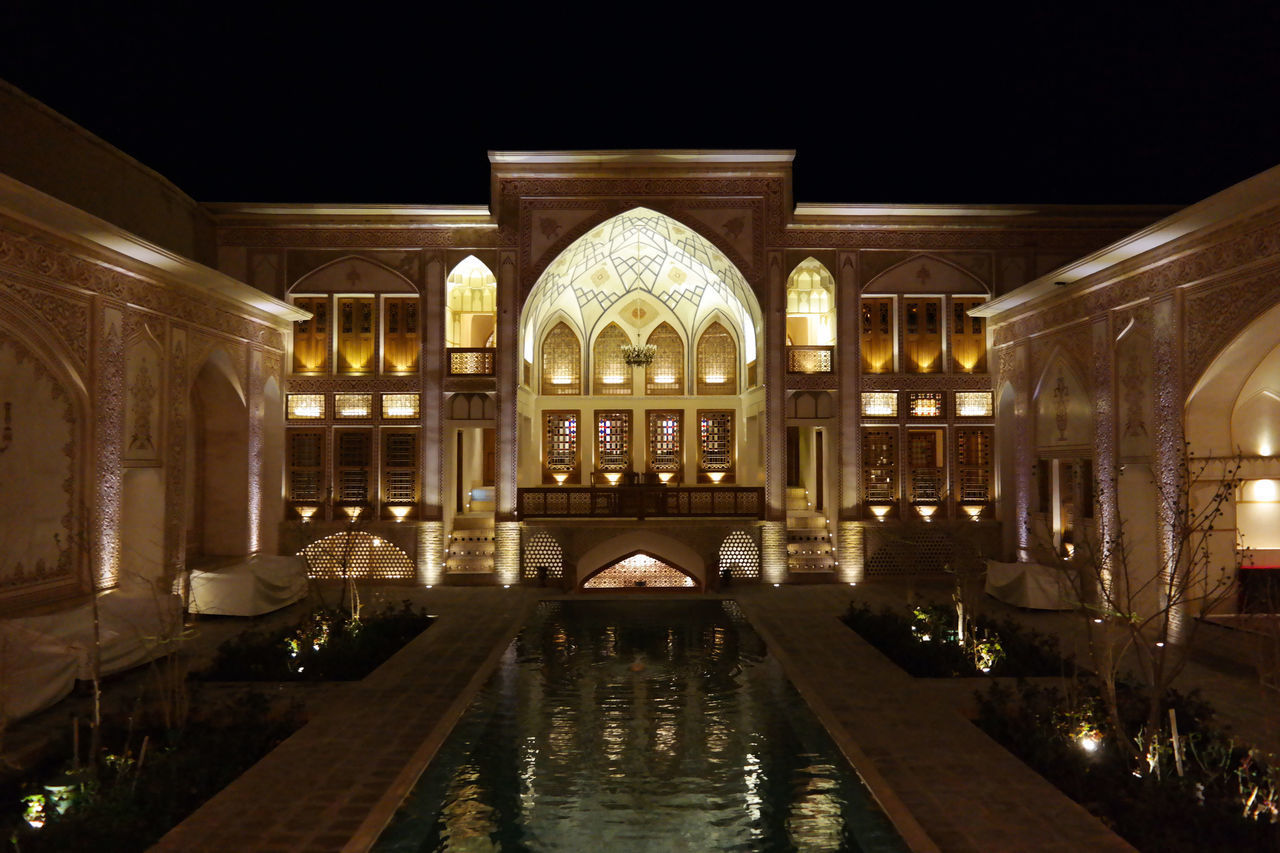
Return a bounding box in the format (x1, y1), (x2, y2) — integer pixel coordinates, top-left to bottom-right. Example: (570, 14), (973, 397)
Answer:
(553, 472), (569, 484)
(296, 505), (318, 523)
(342, 505), (364, 521)
(603, 472), (621, 485)
(869, 505), (891, 520)
(915, 504), (937, 521)
(706, 471), (725, 483)
(657, 472), (674, 483)
(961, 504), (985, 521)
(388, 506), (412, 522)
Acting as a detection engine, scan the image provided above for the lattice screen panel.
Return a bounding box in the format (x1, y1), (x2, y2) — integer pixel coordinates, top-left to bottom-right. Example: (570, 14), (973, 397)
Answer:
(292, 297), (329, 373)
(541, 322), (581, 395)
(863, 429), (896, 502)
(951, 298), (987, 373)
(299, 531), (415, 580)
(287, 394), (325, 420)
(383, 431), (417, 503)
(336, 431), (371, 503)
(335, 393), (373, 418)
(522, 532), (564, 580)
(698, 411), (734, 475)
(288, 430), (324, 502)
(719, 531), (760, 579)
(864, 527), (955, 577)
(861, 298), (893, 373)
(338, 298), (375, 374)
(583, 554), (696, 589)
(696, 322), (736, 395)
(908, 392), (944, 418)
(955, 391), (993, 418)
(383, 297), (420, 373)
(645, 322), (684, 395)
(956, 428), (992, 502)
(382, 393), (420, 418)
(544, 412), (578, 475)
(647, 411), (682, 474)
(861, 392), (897, 418)
(595, 411), (630, 471)
(592, 323), (632, 395)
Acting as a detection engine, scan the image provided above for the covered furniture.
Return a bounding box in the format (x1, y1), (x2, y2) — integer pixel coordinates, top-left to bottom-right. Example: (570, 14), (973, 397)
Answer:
(187, 555), (308, 617)
(984, 560), (1075, 610)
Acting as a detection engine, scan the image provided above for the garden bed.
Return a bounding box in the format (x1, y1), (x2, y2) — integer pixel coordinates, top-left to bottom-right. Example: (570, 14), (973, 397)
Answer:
(199, 600), (433, 682)
(843, 601), (1072, 677)
(976, 678), (1280, 852)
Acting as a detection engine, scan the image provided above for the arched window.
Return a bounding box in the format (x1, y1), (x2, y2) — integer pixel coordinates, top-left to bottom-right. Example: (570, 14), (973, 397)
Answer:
(445, 256), (497, 349)
(523, 532), (564, 581)
(541, 322), (581, 395)
(786, 258), (837, 346)
(645, 322), (684, 395)
(592, 323), (631, 395)
(696, 322), (737, 395)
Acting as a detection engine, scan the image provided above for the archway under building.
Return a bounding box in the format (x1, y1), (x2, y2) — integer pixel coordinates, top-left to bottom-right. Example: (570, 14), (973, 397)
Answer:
(580, 552), (700, 591)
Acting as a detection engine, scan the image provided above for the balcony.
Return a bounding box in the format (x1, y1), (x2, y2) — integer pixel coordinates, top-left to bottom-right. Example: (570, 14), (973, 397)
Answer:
(786, 345), (836, 389)
(447, 348), (495, 376)
(518, 485), (764, 519)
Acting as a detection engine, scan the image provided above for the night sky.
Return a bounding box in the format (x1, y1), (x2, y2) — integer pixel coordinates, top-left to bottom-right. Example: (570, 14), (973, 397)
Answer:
(3, 6), (1279, 207)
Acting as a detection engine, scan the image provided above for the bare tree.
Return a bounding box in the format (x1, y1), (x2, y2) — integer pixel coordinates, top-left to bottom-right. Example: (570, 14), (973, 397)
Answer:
(1050, 447), (1243, 769)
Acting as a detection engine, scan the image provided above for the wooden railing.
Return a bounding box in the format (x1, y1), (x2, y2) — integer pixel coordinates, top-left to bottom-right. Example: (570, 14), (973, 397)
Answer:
(518, 486), (765, 519)
(786, 345), (835, 374)
(447, 348), (496, 376)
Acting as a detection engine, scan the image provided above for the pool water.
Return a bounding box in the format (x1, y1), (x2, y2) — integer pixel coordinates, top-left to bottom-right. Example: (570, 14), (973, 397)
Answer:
(375, 600), (907, 852)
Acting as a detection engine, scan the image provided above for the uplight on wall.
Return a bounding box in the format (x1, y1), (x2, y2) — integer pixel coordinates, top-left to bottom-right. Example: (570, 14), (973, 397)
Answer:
(961, 503), (985, 521)
(869, 505), (891, 520)
(553, 472), (569, 484)
(603, 472), (622, 484)
(915, 504), (938, 521)
(706, 471), (725, 483)
(388, 506), (412, 522)
(296, 505), (318, 522)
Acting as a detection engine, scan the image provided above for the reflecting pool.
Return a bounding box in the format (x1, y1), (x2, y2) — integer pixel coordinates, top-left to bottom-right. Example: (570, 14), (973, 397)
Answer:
(375, 600), (906, 852)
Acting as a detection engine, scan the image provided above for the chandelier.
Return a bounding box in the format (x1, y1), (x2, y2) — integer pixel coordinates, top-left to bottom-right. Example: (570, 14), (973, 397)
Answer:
(620, 343), (656, 367)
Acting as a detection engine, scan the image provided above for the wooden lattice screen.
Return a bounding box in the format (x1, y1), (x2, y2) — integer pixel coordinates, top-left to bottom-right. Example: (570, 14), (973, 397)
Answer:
(337, 298), (375, 373)
(646, 410), (682, 476)
(863, 428), (897, 502)
(288, 430), (324, 502)
(645, 322), (684, 395)
(292, 297), (329, 373)
(696, 322), (736, 395)
(383, 297), (420, 373)
(541, 322), (581, 395)
(592, 323), (632, 395)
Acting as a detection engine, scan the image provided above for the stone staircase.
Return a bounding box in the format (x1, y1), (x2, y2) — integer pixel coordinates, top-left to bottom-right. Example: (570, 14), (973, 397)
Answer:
(446, 506), (495, 576)
(786, 486), (836, 576)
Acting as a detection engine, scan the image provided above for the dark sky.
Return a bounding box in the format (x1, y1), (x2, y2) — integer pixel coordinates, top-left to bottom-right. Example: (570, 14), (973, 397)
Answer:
(4, 5), (1280, 207)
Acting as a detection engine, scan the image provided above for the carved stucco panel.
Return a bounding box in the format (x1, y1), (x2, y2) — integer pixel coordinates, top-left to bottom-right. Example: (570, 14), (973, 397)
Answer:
(94, 305), (125, 587)
(0, 273), (90, 368)
(164, 327), (188, 572)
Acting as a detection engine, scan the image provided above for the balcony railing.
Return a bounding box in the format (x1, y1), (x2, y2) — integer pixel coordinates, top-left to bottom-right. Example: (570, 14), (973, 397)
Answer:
(786, 345), (835, 374)
(447, 348), (496, 376)
(518, 486), (764, 519)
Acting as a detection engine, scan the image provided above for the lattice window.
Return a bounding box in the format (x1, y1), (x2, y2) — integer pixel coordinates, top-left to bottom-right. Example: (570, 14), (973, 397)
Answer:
(543, 411), (579, 483)
(592, 323), (632, 394)
(595, 410), (631, 472)
(909, 392), (944, 418)
(865, 527), (955, 577)
(951, 298), (987, 373)
(955, 391), (993, 417)
(383, 297), (420, 373)
(335, 430), (371, 504)
(338, 297), (375, 374)
(448, 349), (495, 376)
(956, 428), (992, 503)
(903, 298), (941, 373)
(383, 430), (417, 504)
(582, 554), (696, 589)
(861, 297), (893, 373)
(287, 394), (325, 420)
(696, 322), (736, 395)
(861, 392), (898, 417)
(541, 322), (581, 395)
(786, 258), (836, 346)
(719, 531), (760, 579)
(292, 297), (329, 373)
(698, 410), (734, 481)
(335, 393), (372, 418)
(299, 531), (414, 580)
(645, 322), (684, 395)
(288, 430), (324, 502)
(646, 410), (682, 477)
(522, 532), (564, 580)
(908, 428), (944, 503)
(863, 429), (897, 502)
(382, 393), (420, 418)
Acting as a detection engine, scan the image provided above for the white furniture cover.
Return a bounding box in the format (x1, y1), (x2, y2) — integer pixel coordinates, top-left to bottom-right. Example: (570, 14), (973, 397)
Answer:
(984, 560), (1076, 610)
(188, 555), (308, 616)
(0, 622), (79, 722)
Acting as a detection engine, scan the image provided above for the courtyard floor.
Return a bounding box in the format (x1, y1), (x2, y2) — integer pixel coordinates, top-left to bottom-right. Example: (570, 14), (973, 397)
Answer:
(4, 581), (1276, 852)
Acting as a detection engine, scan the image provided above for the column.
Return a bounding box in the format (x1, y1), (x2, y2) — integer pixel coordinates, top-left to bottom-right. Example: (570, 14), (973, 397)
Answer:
(494, 249), (521, 584)
(836, 251), (863, 582)
(761, 252), (787, 583)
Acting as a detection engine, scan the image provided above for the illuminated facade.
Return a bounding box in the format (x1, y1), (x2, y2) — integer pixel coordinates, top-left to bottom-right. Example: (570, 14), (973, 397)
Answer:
(5, 78), (1277, 621)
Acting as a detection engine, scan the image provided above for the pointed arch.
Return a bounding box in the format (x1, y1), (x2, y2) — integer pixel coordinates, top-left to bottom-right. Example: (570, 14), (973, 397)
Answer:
(645, 321), (685, 395)
(289, 255), (417, 294)
(445, 255), (497, 349)
(540, 320), (582, 395)
(695, 320), (738, 395)
(591, 322), (632, 395)
(580, 552), (699, 590)
(863, 253), (990, 295)
(1033, 347), (1092, 450)
(786, 257), (837, 346)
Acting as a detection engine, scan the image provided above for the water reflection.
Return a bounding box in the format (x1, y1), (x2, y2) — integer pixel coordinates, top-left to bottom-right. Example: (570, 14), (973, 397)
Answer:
(376, 601), (905, 852)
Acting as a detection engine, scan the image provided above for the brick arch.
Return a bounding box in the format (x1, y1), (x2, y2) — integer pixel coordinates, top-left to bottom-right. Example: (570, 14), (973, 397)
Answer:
(580, 550), (700, 591)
